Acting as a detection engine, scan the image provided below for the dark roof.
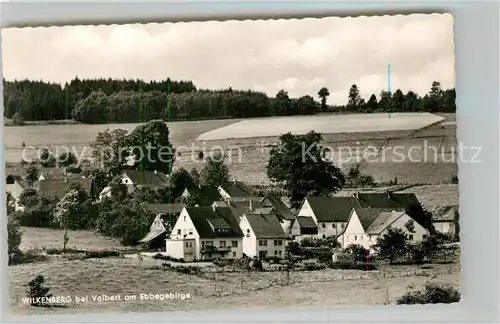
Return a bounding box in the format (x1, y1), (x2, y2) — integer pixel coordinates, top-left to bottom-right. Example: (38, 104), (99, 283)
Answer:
(294, 216), (318, 235)
(185, 206), (243, 239)
(353, 207), (406, 234)
(245, 213), (289, 239)
(357, 192), (420, 209)
(123, 170), (169, 187)
(356, 192), (428, 229)
(305, 196), (360, 222)
(220, 181), (253, 198)
(226, 198), (261, 217)
(145, 203), (185, 215)
(198, 186), (222, 204)
(261, 194), (295, 220)
(429, 205), (459, 222)
(38, 178), (93, 200)
(39, 167), (66, 180)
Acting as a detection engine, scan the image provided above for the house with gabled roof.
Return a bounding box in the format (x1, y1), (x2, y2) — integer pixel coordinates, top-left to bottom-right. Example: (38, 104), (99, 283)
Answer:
(297, 196), (361, 239)
(139, 203), (185, 250)
(429, 205), (459, 235)
(165, 205), (243, 261)
(260, 194), (295, 234)
(290, 216), (319, 242)
(6, 179), (29, 211)
(99, 170), (169, 201)
(180, 184), (222, 206)
(337, 207), (429, 252)
(218, 179), (253, 202)
(239, 212), (290, 259)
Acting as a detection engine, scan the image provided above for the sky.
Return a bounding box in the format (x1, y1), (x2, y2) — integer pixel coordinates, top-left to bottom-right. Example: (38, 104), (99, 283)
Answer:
(1, 13), (455, 105)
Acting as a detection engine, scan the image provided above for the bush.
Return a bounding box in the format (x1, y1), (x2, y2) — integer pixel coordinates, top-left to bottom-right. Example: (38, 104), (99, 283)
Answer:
(26, 275), (52, 306)
(396, 283), (461, 304)
(7, 216), (22, 255)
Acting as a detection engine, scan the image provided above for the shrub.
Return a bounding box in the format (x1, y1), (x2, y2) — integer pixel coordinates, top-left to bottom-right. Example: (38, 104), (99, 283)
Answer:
(26, 275), (52, 306)
(7, 216), (22, 255)
(396, 283), (461, 304)
(300, 238), (314, 247)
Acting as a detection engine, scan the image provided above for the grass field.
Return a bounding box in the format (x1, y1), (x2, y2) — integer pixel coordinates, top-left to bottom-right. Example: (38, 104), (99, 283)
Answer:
(19, 227), (126, 252)
(8, 258), (460, 315)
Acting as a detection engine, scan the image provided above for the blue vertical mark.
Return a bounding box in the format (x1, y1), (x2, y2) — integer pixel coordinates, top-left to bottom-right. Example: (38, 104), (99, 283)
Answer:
(388, 64), (391, 119)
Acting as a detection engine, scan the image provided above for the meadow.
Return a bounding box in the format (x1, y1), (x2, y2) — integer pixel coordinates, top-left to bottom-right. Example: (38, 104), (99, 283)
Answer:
(8, 257), (460, 315)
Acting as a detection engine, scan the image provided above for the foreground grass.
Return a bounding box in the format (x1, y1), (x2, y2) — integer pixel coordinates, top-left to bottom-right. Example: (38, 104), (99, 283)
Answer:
(19, 227), (125, 252)
(9, 259), (460, 315)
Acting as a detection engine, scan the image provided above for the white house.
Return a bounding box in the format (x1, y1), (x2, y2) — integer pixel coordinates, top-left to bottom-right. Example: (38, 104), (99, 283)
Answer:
(338, 207), (429, 252)
(297, 196), (360, 240)
(99, 170), (169, 201)
(429, 205), (459, 236)
(239, 212), (289, 259)
(165, 206), (243, 261)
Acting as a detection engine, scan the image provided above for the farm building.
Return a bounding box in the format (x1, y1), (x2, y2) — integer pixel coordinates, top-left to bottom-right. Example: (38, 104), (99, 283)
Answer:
(337, 207), (429, 252)
(165, 205), (243, 261)
(99, 170), (169, 201)
(38, 178), (94, 200)
(139, 203), (185, 251)
(260, 194), (295, 234)
(297, 196), (360, 239)
(429, 205), (459, 235)
(239, 212), (289, 258)
(290, 216), (319, 243)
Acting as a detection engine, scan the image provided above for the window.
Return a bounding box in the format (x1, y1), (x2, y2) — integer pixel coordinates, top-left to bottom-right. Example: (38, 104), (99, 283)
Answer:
(188, 229), (193, 235)
(232, 252), (236, 257)
(278, 250), (282, 256)
(322, 234), (326, 239)
(231, 241), (238, 248)
(258, 240), (268, 246)
(408, 235), (414, 240)
(220, 241), (226, 248)
(177, 229), (181, 235)
(183, 216), (186, 222)
(332, 223), (336, 228)
(321, 223), (326, 228)
(185, 242), (189, 247)
(202, 241), (205, 248)
(354, 235), (357, 241)
(341, 223), (346, 228)
(246, 229), (250, 234)
(360, 235), (363, 240)
(275, 250), (278, 255)
(274, 240), (282, 246)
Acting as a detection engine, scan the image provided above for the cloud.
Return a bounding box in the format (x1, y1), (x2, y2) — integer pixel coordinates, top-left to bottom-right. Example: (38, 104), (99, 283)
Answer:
(1, 13), (454, 104)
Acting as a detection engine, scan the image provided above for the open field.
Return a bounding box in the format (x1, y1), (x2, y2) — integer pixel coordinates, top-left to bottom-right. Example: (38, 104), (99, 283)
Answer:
(8, 258), (460, 315)
(196, 113), (444, 140)
(19, 227), (126, 252)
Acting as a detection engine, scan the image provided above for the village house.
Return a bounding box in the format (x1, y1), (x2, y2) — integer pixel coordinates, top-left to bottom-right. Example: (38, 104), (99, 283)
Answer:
(180, 184), (222, 206)
(239, 212), (290, 259)
(99, 170), (169, 201)
(165, 205), (243, 261)
(218, 179), (253, 203)
(260, 194), (295, 234)
(429, 205), (459, 236)
(337, 207), (429, 252)
(38, 178), (94, 200)
(139, 203), (185, 250)
(297, 196), (360, 240)
(290, 216), (319, 242)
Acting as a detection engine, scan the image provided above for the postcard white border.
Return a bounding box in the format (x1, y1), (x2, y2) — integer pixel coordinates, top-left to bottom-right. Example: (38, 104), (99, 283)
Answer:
(1, 1), (499, 323)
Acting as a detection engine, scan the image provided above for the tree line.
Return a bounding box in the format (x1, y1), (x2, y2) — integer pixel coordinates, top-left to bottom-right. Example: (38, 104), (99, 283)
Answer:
(4, 77), (455, 124)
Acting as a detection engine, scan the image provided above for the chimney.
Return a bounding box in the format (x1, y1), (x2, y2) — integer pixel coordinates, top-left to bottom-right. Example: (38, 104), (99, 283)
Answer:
(249, 199), (253, 211)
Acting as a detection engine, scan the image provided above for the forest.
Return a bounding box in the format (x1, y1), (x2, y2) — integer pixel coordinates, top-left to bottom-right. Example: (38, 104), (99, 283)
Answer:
(3, 77), (456, 124)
